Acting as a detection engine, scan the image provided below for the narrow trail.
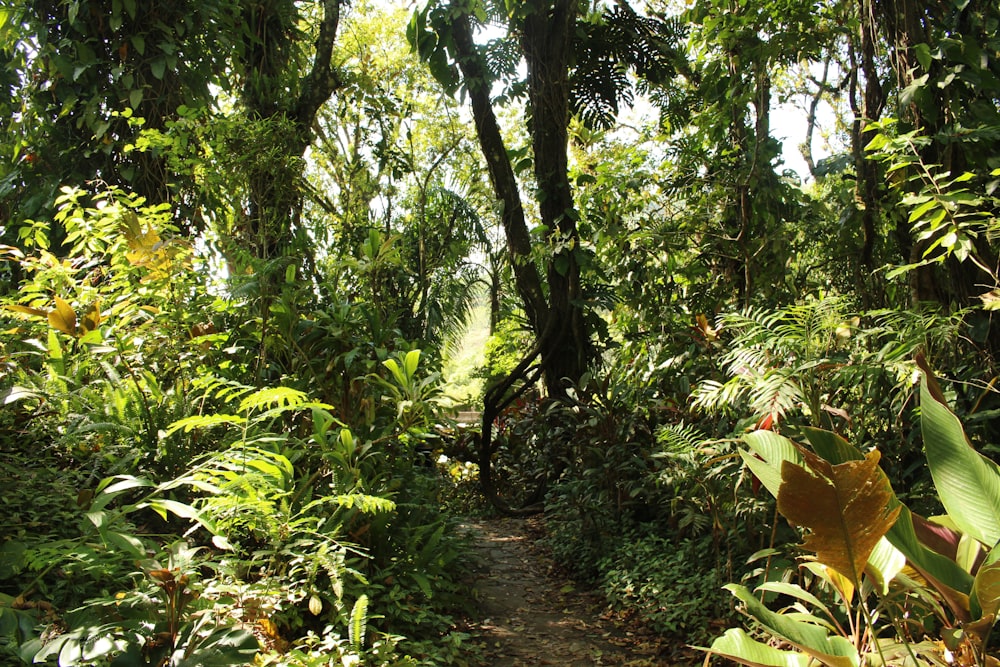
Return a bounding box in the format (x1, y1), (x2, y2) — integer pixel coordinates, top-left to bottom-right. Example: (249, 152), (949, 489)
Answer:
(461, 517), (679, 666)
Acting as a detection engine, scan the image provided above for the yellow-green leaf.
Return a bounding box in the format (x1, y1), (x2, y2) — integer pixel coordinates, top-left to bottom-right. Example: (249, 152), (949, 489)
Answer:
(5, 304), (48, 319)
(707, 627), (812, 667)
(973, 559), (1000, 620)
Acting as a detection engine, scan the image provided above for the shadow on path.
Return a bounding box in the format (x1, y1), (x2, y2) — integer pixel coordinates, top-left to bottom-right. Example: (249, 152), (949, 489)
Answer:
(461, 517), (678, 666)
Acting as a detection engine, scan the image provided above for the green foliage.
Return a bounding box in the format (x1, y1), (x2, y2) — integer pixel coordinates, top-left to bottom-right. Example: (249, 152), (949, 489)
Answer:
(599, 534), (734, 645)
(28, 543), (258, 667)
(866, 119), (1000, 297)
(707, 362), (1000, 666)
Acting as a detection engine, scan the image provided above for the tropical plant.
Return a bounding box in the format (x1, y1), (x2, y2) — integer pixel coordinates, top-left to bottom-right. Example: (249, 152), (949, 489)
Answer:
(706, 356), (1000, 666)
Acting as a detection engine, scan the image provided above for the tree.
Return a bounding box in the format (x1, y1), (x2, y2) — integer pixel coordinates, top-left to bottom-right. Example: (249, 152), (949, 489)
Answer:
(233, 0), (344, 263)
(308, 1), (495, 346)
(0, 0), (237, 231)
(410, 0), (686, 511)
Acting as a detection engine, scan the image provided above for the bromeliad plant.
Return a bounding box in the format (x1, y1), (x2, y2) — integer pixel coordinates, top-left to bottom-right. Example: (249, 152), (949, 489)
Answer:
(706, 355), (1000, 667)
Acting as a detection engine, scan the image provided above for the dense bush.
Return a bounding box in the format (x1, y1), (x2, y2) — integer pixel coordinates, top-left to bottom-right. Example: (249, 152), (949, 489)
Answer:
(598, 534), (734, 645)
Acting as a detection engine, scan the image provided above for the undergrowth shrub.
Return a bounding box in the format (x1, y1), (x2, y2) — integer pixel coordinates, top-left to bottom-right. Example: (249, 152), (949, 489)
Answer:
(599, 533), (735, 645)
(0, 185), (477, 666)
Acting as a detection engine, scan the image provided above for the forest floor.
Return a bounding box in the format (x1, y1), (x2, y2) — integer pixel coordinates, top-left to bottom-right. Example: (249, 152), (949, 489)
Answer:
(461, 517), (699, 666)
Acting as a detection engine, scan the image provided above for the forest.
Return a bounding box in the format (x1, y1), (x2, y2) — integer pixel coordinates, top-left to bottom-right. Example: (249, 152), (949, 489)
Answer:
(0, 0), (999, 664)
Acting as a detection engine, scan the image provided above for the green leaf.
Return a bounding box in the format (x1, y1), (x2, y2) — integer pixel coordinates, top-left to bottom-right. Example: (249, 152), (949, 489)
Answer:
(755, 582), (833, 619)
(908, 198), (939, 223)
(800, 427), (864, 464)
(239, 386), (308, 413)
(918, 357), (1000, 547)
(95, 475), (154, 500)
(866, 536), (907, 595)
(725, 584), (861, 667)
(404, 348), (421, 379)
(100, 529), (145, 557)
(707, 627), (811, 667)
(150, 56), (166, 80)
(972, 554), (1000, 620)
(884, 505), (973, 618)
(349, 594), (369, 651)
(383, 358), (406, 387)
(741, 430), (807, 499)
(1, 386), (43, 405)
(913, 42), (932, 71)
(184, 627), (259, 666)
(144, 498), (205, 524)
(165, 413), (245, 436)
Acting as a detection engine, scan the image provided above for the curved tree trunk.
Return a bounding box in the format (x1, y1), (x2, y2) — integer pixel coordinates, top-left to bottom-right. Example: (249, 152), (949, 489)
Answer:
(447, 0), (595, 513)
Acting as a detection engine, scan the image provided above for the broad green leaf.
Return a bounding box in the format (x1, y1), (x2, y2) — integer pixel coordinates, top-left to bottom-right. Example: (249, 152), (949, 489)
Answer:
(100, 529), (145, 557)
(1, 386), (42, 404)
(95, 474), (154, 499)
(144, 498), (205, 524)
(913, 42), (932, 71)
(404, 348), (421, 379)
(756, 582), (833, 619)
(383, 358), (406, 387)
(918, 360), (1000, 547)
(885, 506), (973, 619)
(800, 427), (863, 464)
(741, 430), (807, 499)
(973, 556), (1000, 620)
(726, 584), (861, 667)
(182, 627), (259, 666)
(777, 450), (900, 587)
(866, 536), (907, 595)
(707, 628), (811, 667)
(150, 56), (166, 79)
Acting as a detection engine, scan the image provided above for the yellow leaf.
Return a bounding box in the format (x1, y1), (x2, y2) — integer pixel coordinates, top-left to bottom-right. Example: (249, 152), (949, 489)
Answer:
(258, 617), (280, 639)
(48, 296), (77, 336)
(5, 304), (48, 319)
(778, 449), (901, 588)
(78, 302), (101, 333)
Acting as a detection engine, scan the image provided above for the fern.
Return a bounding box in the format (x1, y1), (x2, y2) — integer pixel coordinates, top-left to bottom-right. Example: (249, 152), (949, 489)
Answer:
(348, 594), (369, 652)
(238, 386), (309, 413)
(655, 421), (708, 454)
(691, 297), (852, 424)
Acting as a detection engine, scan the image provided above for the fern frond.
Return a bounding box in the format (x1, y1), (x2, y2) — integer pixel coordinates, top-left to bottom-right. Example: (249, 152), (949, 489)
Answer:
(349, 594), (369, 651)
(655, 421), (708, 454)
(238, 386), (309, 413)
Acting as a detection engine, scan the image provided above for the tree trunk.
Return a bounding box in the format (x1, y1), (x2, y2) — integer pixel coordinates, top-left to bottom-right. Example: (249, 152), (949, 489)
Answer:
(522, 0), (589, 397)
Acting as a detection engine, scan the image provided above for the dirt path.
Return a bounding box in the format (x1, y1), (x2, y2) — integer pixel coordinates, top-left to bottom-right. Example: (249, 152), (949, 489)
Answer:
(462, 517), (678, 666)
